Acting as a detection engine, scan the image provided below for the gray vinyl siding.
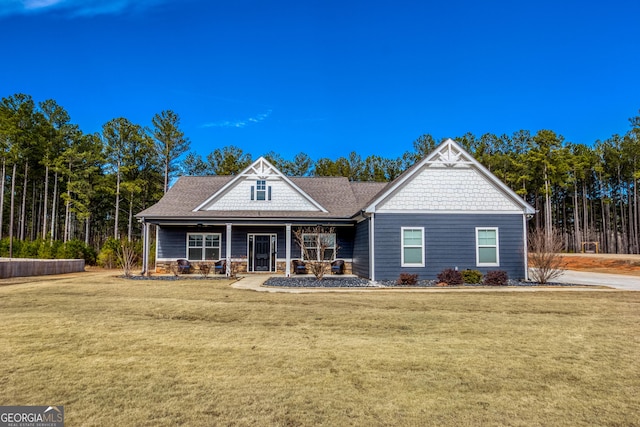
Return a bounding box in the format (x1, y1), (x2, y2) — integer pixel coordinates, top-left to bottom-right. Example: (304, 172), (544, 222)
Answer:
(374, 213), (526, 281)
(157, 226), (227, 260)
(352, 219), (370, 278)
(337, 227), (354, 259)
(157, 227), (187, 259)
(158, 224), (355, 261)
(159, 225), (284, 259)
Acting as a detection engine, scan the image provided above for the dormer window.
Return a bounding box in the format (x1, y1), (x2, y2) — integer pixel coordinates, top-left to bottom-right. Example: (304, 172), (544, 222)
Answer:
(256, 180), (267, 200)
(251, 179), (271, 201)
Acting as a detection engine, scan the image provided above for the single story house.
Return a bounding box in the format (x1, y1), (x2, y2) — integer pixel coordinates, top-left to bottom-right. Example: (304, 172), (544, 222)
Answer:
(136, 139), (535, 281)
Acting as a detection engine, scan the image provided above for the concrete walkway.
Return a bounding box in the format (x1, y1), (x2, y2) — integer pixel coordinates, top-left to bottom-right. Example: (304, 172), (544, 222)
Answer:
(231, 270), (639, 293)
(554, 270), (640, 291)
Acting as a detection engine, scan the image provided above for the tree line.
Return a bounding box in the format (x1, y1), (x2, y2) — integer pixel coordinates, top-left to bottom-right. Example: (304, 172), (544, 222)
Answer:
(0, 93), (189, 257)
(1, 93), (639, 256)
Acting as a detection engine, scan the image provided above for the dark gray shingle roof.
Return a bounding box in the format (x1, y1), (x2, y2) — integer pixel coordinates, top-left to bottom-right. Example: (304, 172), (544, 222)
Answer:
(136, 175), (387, 220)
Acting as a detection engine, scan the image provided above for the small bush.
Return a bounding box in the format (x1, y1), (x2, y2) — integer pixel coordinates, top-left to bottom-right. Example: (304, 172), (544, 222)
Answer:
(57, 239), (97, 265)
(197, 262), (212, 278)
(229, 261), (241, 279)
(17, 240), (40, 258)
(98, 237), (120, 268)
(397, 273), (418, 286)
(38, 240), (62, 259)
(484, 270), (508, 286)
(461, 269), (483, 284)
(117, 239), (138, 278)
(0, 238), (96, 264)
(437, 268), (463, 286)
(169, 262), (181, 277)
(0, 238), (9, 257)
(97, 249), (117, 269)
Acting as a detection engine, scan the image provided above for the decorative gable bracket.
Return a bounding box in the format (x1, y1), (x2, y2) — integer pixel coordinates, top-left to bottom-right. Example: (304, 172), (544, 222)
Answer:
(425, 140), (473, 167)
(243, 158), (276, 179)
(364, 138), (536, 215)
(193, 156), (328, 213)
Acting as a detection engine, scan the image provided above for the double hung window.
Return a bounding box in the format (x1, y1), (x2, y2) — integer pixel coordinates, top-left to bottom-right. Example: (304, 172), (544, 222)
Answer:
(187, 233), (221, 261)
(302, 233), (336, 261)
(476, 228), (499, 266)
(251, 180), (272, 201)
(401, 227), (424, 267)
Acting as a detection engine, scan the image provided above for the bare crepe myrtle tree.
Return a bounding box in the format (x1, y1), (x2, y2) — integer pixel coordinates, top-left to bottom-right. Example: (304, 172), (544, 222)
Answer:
(528, 227), (566, 284)
(293, 226), (338, 280)
(117, 239), (138, 278)
(229, 261), (241, 279)
(197, 262), (212, 278)
(168, 262), (181, 277)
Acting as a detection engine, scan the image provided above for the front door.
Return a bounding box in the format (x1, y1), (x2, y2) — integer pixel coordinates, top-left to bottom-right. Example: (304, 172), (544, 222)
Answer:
(254, 235), (271, 272)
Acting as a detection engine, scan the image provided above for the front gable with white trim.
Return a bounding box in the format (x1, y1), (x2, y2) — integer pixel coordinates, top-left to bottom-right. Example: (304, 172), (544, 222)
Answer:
(366, 139), (535, 215)
(376, 167), (524, 213)
(195, 157), (327, 212)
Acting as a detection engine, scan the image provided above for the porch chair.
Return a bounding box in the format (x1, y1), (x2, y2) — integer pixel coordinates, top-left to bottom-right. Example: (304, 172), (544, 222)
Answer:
(292, 259), (307, 274)
(331, 259), (345, 274)
(214, 260), (226, 274)
(176, 259), (191, 274)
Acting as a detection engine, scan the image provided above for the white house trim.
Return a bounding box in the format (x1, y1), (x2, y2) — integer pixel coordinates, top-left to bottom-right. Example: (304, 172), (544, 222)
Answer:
(373, 209), (527, 215)
(364, 139), (535, 215)
(193, 157), (328, 213)
(369, 213), (375, 282)
(225, 223), (232, 275)
(523, 215), (529, 281)
(401, 226), (426, 267)
(285, 224), (292, 277)
(475, 227), (500, 267)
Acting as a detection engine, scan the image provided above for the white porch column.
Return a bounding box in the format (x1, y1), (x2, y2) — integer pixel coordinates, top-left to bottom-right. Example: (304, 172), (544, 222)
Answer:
(225, 223), (232, 276)
(141, 220), (150, 276)
(370, 213), (375, 282)
(285, 223), (292, 277)
(523, 214), (529, 281)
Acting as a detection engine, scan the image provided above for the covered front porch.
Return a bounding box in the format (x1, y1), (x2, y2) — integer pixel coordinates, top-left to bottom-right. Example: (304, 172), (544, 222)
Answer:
(139, 220), (355, 277)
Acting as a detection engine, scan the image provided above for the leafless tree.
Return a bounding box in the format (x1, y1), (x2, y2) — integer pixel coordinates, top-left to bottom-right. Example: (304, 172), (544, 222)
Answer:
(197, 262), (212, 278)
(293, 226), (338, 280)
(528, 228), (566, 284)
(117, 239), (138, 278)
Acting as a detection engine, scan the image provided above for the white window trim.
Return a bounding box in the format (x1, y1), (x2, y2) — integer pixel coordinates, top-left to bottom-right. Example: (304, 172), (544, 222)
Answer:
(256, 180), (266, 200)
(301, 233), (336, 261)
(247, 233), (278, 273)
(476, 227), (500, 267)
(401, 227), (425, 267)
(251, 179), (272, 201)
(186, 232), (222, 261)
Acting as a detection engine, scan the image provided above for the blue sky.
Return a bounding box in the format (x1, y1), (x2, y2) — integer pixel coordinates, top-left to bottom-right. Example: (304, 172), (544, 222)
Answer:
(1, 0), (639, 160)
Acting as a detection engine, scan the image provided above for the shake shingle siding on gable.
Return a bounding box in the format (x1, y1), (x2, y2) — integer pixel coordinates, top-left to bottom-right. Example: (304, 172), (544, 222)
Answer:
(376, 167), (523, 212)
(373, 213), (527, 280)
(137, 140), (535, 280)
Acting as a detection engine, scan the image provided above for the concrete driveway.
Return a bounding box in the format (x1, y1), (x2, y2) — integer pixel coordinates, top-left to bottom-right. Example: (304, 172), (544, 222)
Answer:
(552, 270), (640, 291)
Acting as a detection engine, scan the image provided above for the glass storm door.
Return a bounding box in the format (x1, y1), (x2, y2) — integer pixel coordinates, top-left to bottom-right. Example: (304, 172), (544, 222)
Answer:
(254, 235), (271, 272)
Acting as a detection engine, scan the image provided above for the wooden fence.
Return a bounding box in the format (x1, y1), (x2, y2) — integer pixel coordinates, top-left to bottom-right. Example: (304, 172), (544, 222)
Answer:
(0, 258), (85, 279)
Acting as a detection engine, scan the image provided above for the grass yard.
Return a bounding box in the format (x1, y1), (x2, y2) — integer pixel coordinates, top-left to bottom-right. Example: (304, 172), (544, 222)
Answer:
(1, 271), (639, 426)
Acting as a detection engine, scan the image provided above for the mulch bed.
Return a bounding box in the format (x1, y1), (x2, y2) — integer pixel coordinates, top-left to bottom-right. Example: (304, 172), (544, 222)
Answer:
(263, 277), (579, 288)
